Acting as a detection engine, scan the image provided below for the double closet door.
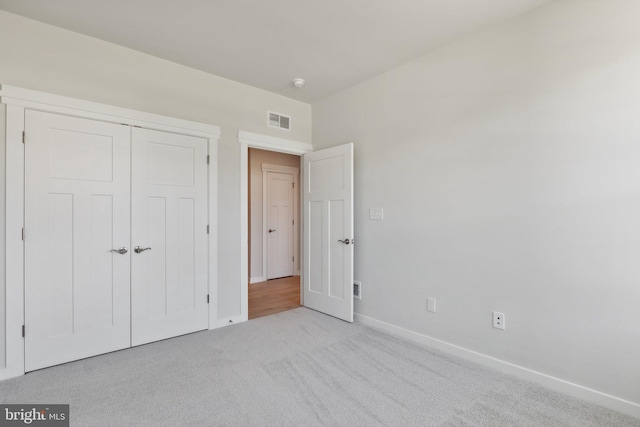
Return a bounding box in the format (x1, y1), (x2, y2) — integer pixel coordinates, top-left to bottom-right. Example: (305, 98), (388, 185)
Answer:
(24, 111), (209, 371)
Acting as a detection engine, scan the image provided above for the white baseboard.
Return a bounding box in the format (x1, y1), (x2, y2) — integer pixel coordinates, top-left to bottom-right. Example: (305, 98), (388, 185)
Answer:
(210, 315), (245, 329)
(0, 366), (24, 381)
(355, 313), (640, 420)
(250, 276), (266, 284)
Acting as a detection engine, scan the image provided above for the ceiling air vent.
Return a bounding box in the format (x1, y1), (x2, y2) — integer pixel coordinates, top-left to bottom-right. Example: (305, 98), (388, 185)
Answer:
(268, 111), (291, 130)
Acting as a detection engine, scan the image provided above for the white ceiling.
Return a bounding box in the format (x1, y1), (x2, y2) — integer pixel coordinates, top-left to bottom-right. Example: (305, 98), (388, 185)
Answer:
(0, 0), (550, 102)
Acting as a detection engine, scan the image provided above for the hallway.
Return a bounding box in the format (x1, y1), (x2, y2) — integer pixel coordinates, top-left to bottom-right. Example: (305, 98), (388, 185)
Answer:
(248, 276), (301, 319)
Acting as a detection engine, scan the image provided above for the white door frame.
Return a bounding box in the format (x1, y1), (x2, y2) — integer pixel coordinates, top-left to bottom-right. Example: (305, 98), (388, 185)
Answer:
(262, 163), (299, 280)
(238, 131), (312, 321)
(0, 84), (220, 381)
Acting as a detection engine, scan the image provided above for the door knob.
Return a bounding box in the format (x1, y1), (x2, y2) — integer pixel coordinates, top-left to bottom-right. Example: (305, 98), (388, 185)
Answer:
(134, 246), (152, 253)
(110, 247), (128, 254)
(268, 229), (276, 233)
(338, 238), (352, 245)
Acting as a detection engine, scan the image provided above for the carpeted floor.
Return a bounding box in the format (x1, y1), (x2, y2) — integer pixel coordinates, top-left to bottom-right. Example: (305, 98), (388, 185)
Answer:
(0, 307), (638, 426)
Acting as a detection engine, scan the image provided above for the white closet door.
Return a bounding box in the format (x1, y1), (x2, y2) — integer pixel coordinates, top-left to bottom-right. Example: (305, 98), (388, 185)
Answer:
(131, 128), (209, 346)
(24, 111), (131, 371)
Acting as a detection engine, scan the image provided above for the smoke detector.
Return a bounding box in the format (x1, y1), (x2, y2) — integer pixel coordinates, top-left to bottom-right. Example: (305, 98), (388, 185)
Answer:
(292, 78), (305, 88)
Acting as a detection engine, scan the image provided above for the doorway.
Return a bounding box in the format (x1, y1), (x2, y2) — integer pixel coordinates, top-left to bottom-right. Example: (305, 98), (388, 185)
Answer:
(238, 131), (354, 324)
(248, 276), (300, 319)
(248, 148), (301, 318)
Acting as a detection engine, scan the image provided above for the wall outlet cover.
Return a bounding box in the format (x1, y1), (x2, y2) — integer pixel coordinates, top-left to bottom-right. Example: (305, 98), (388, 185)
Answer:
(493, 311), (505, 330)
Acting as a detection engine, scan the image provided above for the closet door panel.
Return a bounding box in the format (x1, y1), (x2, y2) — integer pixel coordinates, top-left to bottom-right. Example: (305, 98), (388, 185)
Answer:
(131, 128), (208, 346)
(24, 111), (131, 371)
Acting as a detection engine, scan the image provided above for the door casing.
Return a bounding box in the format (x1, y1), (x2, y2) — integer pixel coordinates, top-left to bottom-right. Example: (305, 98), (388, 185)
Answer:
(238, 131), (312, 322)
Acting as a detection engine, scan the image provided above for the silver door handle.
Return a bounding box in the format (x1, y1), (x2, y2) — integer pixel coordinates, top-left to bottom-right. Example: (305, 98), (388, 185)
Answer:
(111, 247), (128, 254)
(338, 239), (353, 245)
(134, 246), (152, 253)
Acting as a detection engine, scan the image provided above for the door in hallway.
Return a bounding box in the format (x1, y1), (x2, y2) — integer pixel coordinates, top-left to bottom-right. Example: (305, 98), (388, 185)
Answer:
(266, 171), (295, 279)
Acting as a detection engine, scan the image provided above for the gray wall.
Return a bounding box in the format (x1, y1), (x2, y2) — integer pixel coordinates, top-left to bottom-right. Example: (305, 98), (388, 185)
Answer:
(0, 10), (311, 368)
(313, 0), (640, 405)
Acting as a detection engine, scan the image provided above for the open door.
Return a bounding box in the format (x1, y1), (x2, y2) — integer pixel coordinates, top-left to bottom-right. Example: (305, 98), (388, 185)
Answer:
(302, 143), (354, 322)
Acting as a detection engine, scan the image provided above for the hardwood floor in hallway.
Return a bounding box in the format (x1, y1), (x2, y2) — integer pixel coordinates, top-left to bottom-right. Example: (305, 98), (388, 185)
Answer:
(248, 275), (301, 319)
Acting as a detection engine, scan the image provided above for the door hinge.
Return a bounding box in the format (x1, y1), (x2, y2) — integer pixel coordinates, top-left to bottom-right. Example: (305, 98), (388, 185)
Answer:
(207, 155), (210, 165)
(292, 182), (294, 188)
(22, 131), (25, 144)
(206, 224), (209, 234)
(292, 219), (294, 226)
(22, 325), (25, 338)
(21, 228), (24, 240)
(292, 256), (294, 262)
(207, 294), (210, 304)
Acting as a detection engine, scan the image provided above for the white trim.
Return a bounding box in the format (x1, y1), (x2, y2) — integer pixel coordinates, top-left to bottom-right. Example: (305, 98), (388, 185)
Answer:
(250, 276), (267, 284)
(211, 316), (244, 329)
(207, 137), (219, 330)
(261, 164), (299, 281)
(238, 130), (312, 323)
(0, 85), (221, 138)
(238, 130), (312, 155)
(355, 313), (640, 420)
(1, 104), (26, 380)
(0, 85), (220, 380)
(239, 145), (249, 322)
(261, 164), (299, 175)
(262, 162), (268, 280)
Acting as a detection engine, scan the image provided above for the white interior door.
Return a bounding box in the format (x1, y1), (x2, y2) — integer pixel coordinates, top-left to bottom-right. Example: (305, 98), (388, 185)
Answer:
(303, 143), (354, 322)
(266, 171), (294, 279)
(131, 128), (209, 346)
(24, 111), (131, 371)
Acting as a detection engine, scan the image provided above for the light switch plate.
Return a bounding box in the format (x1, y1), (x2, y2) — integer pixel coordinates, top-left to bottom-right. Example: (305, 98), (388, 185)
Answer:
(369, 208), (383, 220)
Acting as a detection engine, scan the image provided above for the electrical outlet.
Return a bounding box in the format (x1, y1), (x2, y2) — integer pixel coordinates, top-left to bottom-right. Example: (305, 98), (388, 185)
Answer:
(493, 312), (505, 330)
(353, 281), (362, 300)
(427, 297), (436, 313)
